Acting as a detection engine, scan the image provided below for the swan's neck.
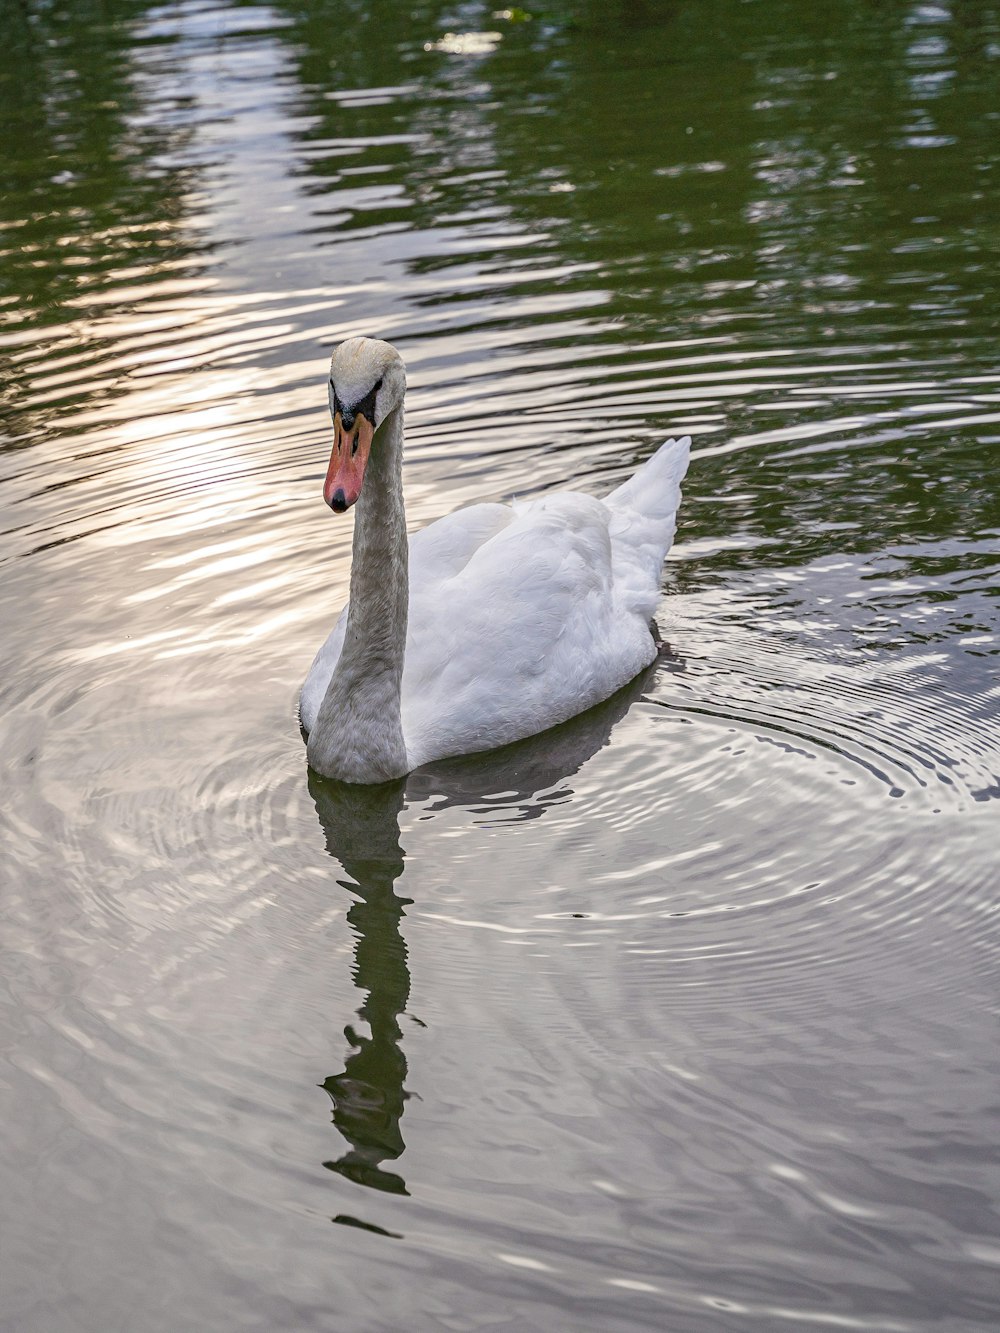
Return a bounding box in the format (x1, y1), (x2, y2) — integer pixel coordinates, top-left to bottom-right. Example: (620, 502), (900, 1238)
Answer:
(308, 405), (409, 782)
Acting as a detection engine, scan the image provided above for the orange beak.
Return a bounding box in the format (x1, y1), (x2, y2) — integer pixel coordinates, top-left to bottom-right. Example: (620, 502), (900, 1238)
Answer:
(323, 411), (375, 512)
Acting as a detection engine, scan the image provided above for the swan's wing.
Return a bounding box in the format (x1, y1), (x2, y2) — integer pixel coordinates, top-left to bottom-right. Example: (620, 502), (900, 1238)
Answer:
(300, 501), (513, 735)
(401, 491), (656, 766)
(407, 500), (513, 581)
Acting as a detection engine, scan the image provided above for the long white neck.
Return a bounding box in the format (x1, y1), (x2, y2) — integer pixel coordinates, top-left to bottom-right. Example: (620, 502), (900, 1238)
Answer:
(307, 404), (409, 783)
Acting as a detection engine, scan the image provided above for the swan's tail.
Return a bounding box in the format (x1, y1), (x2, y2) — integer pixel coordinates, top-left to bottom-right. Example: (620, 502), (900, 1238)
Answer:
(604, 436), (691, 617)
(605, 435), (691, 521)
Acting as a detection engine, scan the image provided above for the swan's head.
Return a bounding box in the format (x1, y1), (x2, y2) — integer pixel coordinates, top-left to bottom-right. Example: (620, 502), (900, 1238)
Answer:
(324, 337), (406, 512)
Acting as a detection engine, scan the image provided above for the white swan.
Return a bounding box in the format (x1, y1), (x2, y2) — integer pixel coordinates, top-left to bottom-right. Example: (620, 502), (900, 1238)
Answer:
(300, 337), (690, 783)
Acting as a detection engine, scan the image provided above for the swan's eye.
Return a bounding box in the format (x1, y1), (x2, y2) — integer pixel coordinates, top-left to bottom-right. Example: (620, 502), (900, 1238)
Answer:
(373, 377), (383, 395)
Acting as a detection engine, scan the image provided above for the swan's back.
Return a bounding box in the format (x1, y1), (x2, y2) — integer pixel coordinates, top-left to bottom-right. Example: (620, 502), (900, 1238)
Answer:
(399, 435), (691, 767)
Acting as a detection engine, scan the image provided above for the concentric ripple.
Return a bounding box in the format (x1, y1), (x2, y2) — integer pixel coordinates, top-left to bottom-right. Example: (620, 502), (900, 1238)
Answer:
(2, 0), (1000, 1329)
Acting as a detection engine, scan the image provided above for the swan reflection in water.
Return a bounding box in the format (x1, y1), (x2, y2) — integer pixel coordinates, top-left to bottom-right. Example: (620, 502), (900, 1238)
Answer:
(308, 656), (677, 1225)
(309, 773), (412, 1202)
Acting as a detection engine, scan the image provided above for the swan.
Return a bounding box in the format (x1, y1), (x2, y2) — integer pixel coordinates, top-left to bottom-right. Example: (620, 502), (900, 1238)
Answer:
(300, 337), (690, 784)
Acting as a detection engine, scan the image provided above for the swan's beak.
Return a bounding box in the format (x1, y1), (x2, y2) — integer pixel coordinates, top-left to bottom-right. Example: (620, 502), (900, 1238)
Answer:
(324, 412), (375, 512)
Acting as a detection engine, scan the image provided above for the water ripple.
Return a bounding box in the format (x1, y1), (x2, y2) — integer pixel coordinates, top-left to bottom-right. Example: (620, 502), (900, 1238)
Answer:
(2, 0), (1000, 1326)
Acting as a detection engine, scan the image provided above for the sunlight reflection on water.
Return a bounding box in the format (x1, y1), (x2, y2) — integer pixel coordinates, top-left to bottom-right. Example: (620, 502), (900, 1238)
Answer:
(1, 0), (999, 1328)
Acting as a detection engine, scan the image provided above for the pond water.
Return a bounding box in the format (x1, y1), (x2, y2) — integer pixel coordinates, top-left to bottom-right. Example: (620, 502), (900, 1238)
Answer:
(2, 1), (999, 1328)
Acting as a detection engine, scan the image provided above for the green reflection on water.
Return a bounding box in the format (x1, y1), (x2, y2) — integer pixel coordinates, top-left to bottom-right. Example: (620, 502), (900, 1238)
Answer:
(0, 1), (998, 1322)
(0, 0), (211, 442)
(2, 0), (997, 574)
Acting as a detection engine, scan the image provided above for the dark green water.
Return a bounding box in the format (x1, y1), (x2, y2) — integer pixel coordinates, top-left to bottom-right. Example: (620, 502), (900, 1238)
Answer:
(2, 2), (999, 1329)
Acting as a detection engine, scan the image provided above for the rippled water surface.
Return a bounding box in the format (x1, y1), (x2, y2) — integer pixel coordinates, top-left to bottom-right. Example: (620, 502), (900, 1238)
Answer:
(3, 1), (1000, 1328)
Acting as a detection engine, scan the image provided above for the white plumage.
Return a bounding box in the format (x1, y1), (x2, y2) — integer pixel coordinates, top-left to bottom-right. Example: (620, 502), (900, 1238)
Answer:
(300, 337), (690, 783)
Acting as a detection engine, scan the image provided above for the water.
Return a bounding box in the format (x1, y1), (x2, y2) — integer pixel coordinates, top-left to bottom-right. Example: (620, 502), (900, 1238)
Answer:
(2, 1), (999, 1328)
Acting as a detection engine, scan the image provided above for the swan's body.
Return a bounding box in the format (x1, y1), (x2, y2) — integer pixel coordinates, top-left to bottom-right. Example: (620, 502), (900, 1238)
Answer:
(301, 338), (689, 783)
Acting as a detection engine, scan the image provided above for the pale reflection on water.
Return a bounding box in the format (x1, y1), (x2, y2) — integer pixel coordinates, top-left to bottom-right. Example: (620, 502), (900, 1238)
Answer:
(1, 0), (999, 1329)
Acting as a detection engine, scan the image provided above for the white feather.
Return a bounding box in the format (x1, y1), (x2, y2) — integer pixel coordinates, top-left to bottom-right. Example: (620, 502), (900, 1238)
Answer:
(301, 429), (690, 772)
